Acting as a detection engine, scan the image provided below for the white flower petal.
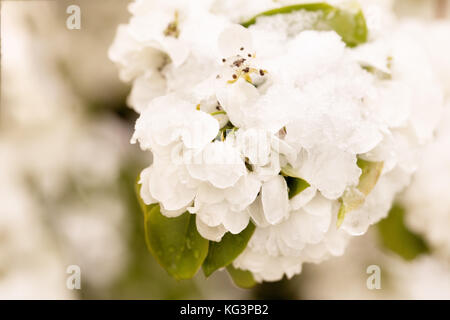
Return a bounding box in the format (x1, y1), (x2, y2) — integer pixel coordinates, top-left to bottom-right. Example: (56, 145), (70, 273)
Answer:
(196, 215), (227, 242)
(197, 201), (227, 227)
(225, 173), (261, 210)
(148, 158), (196, 211)
(186, 141), (246, 189)
(297, 146), (361, 200)
(138, 166), (157, 205)
(196, 182), (225, 204)
(222, 209), (250, 234)
(289, 186), (317, 211)
(128, 71), (166, 113)
(248, 195), (270, 228)
(216, 79), (260, 129)
(261, 175), (289, 225)
(218, 24), (253, 58)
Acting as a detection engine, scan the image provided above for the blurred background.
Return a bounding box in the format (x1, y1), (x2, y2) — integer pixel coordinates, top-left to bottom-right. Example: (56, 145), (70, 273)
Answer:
(0, 0), (449, 299)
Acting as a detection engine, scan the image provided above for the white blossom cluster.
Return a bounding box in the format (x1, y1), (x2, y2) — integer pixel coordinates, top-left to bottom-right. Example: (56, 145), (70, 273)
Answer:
(110, 0), (444, 281)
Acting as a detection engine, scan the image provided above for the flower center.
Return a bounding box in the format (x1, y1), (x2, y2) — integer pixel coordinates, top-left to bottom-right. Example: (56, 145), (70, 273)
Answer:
(163, 11), (180, 38)
(221, 48), (267, 84)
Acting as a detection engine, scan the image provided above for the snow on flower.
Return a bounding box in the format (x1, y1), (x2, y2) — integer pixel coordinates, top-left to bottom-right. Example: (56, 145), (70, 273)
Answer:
(110, 0), (444, 282)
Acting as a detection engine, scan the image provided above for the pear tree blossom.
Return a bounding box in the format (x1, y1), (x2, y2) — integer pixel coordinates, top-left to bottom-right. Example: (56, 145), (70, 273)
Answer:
(110, 0), (444, 284)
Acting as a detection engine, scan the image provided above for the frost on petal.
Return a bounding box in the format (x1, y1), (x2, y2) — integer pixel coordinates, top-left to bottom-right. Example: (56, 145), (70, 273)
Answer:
(261, 175), (289, 225)
(148, 158), (196, 211)
(351, 39), (392, 75)
(216, 79), (260, 129)
(281, 31), (346, 86)
(132, 95), (218, 152)
(186, 141), (246, 189)
(132, 95), (187, 149)
(366, 80), (411, 128)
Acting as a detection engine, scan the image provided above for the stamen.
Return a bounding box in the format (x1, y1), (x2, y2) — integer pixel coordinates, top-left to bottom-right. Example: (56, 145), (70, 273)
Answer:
(278, 126), (287, 138)
(224, 50), (266, 85)
(163, 11), (180, 38)
(210, 110), (226, 116)
(233, 58), (246, 67)
(243, 74), (252, 83)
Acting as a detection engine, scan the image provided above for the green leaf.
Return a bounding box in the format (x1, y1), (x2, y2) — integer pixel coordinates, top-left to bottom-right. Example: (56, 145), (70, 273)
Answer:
(241, 3), (368, 47)
(286, 176), (310, 199)
(226, 265), (257, 289)
(362, 65), (392, 80)
(336, 200), (348, 228)
(378, 204), (429, 261)
(202, 223), (256, 277)
(216, 121), (236, 141)
(356, 158), (384, 196)
(135, 178), (209, 280)
(280, 164), (302, 178)
(337, 159), (383, 227)
(143, 205), (209, 280)
(281, 165), (311, 199)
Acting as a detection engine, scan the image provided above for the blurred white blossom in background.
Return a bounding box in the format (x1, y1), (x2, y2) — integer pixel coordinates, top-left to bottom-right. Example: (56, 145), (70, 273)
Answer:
(1, 1), (132, 298)
(399, 18), (450, 260)
(300, 231), (450, 299)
